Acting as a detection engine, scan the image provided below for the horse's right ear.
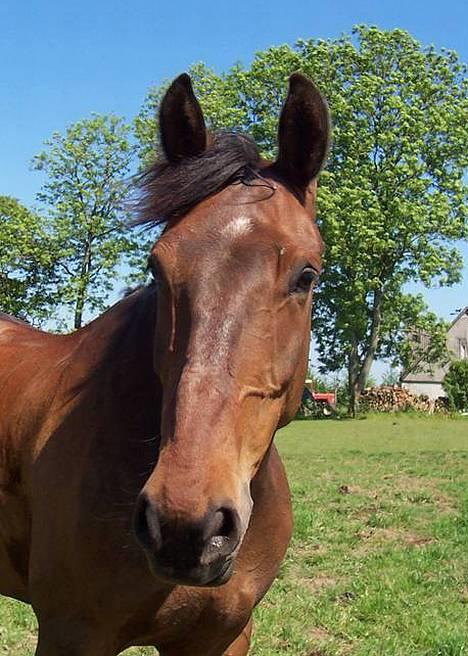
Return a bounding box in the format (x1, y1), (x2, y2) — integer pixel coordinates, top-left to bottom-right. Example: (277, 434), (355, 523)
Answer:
(159, 74), (207, 162)
(275, 73), (330, 191)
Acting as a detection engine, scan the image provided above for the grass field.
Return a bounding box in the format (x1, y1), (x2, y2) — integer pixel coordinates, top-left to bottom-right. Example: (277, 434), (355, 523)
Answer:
(1, 415), (467, 655)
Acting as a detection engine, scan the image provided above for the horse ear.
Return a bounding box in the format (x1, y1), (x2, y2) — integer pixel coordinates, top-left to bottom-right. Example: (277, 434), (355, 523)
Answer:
(275, 73), (330, 190)
(159, 74), (207, 162)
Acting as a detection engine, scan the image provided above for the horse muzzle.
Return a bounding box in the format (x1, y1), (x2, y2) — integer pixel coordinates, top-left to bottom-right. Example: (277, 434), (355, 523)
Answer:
(133, 494), (242, 586)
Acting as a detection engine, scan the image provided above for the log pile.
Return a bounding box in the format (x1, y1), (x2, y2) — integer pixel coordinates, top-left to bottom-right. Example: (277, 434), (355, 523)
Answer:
(360, 386), (448, 413)
(434, 396), (450, 413)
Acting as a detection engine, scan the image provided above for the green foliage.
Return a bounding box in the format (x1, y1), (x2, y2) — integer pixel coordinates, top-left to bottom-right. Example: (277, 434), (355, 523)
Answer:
(381, 367), (400, 386)
(297, 27), (466, 407)
(135, 26), (467, 412)
(305, 367), (328, 392)
(32, 114), (141, 329)
(378, 295), (449, 374)
(443, 359), (468, 411)
(0, 196), (56, 324)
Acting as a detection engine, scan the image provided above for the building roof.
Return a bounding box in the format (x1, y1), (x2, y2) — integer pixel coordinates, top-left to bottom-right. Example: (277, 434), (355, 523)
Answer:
(449, 306), (468, 328)
(400, 306), (467, 384)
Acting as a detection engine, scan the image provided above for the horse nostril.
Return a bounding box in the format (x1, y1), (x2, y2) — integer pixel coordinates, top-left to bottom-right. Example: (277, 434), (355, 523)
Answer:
(133, 495), (162, 552)
(219, 507), (237, 538)
(203, 506), (241, 559)
(134, 498), (242, 581)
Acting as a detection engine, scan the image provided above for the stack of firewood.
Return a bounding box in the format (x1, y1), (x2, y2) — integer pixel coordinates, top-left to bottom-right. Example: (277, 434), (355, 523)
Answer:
(360, 386), (447, 413)
(434, 396), (450, 413)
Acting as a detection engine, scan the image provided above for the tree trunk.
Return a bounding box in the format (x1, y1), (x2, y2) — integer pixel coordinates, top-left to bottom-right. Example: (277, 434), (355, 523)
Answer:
(347, 290), (384, 417)
(357, 289), (383, 392)
(74, 287), (86, 329)
(73, 238), (92, 330)
(348, 335), (360, 417)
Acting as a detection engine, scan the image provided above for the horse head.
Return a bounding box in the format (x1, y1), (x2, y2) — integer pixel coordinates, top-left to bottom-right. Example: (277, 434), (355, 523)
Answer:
(134, 73), (330, 586)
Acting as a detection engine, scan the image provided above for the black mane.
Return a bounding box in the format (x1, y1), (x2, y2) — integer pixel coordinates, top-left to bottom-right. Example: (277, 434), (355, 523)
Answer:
(133, 132), (266, 227)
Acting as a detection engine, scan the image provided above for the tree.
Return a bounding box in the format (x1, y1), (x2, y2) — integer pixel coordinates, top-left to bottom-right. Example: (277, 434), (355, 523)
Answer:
(0, 196), (56, 324)
(136, 26), (467, 414)
(297, 27), (466, 412)
(33, 114), (139, 329)
(443, 360), (468, 411)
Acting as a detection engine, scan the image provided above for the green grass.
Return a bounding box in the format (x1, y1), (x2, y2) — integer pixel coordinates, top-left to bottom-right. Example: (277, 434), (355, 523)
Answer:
(1, 415), (467, 655)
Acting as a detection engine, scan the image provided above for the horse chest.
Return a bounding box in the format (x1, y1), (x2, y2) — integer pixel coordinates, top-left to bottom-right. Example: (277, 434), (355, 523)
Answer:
(126, 583), (252, 653)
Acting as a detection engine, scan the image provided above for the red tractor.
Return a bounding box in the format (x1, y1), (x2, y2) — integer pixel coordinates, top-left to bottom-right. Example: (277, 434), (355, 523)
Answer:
(301, 380), (337, 417)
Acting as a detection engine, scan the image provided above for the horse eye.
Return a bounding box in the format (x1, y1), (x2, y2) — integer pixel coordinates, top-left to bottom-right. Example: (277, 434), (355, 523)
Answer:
(291, 267), (319, 294)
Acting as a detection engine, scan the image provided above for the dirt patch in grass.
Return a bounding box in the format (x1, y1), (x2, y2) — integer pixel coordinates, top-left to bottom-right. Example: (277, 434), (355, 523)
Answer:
(402, 532), (434, 547)
(354, 526), (434, 554)
(308, 627), (353, 656)
(293, 542), (328, 558)
(0, 632), (37, 656)
(301, 575), (339, 593)
(308, 627), (332, 655)
(389, 475), (457, 512)
(309, 626), (331, 642)
(337, 483), (374, 496)
(349, 505), (380, 520)
(345, 475), (456, 513)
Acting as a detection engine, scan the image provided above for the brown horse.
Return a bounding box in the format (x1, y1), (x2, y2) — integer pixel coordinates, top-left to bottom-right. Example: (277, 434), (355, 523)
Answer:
(0, 73), (330, 655)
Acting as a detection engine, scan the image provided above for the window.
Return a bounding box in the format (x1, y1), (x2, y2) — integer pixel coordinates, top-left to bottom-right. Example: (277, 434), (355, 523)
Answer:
(460, 340), (467, 360)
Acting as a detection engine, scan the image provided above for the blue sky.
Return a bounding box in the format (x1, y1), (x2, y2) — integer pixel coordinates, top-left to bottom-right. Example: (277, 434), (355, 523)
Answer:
(1, 0), (467, 337)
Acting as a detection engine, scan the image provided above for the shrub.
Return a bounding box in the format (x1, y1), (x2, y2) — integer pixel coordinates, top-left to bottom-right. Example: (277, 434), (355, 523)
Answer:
(443, 360), (468, 411)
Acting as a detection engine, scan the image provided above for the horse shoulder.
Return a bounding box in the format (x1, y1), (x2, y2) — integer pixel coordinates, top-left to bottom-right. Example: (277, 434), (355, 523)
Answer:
(240, 443), (292, 604)
(0, 318), (81, 603)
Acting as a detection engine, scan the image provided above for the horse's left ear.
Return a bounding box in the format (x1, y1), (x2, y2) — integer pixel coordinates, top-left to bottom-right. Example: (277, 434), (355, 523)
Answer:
(159, 73), (207, 162)
(275, 73), (330, 191)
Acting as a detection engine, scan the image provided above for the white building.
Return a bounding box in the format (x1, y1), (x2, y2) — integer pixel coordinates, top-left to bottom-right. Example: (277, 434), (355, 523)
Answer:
(401, 307), (468, 400)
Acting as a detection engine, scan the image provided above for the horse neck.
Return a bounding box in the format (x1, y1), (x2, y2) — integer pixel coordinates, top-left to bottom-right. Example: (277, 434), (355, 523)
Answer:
(49, 289), (161, 511)
(70, 286), (158, 400)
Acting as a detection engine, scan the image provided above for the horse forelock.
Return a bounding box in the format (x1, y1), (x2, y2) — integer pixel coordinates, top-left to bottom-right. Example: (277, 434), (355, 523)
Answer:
(132, 131), (277, 229)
